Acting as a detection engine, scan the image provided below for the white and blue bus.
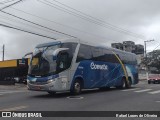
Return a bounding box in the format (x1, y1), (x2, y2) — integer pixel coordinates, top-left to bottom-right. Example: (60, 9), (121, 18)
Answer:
(27, 38), (138, 95)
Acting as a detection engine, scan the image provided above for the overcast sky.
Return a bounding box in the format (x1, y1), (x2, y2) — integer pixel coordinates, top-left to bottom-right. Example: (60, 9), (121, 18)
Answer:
(0, 0), (160, 60)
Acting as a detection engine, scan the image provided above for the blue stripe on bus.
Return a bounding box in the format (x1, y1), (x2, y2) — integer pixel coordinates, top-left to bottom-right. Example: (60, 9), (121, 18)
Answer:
(71, 60), (138, 89)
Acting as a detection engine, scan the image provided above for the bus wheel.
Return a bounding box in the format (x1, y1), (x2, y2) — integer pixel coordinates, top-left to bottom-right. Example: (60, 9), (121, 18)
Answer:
(116, 78), (127, 89)
(71, 80), (82, 95)
(148, 81), (151, 84)
(126, 79), (132, 88)
(48, 91), (56, 95)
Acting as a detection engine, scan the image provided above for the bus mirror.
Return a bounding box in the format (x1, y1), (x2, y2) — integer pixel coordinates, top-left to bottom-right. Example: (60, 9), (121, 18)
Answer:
(23, 52), (33, 58)
(22, 57), (25, 64)
(22, 52), (33, 63)
(53, 48), (69, 58)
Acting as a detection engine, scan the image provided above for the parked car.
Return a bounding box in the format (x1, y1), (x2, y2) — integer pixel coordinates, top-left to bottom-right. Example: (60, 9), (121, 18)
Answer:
(14, 77), (20, 83)
(148, 76), (160, 84)
(14, 76), (27, 84)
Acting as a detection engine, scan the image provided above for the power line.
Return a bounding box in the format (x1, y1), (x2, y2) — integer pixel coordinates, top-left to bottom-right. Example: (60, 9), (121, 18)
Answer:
(0, 23), (57, 40)
(0, 14), (66, 36)
(153, 43), (160, 51)
(0, 0), (76, 38)
(1, 0), (143, 43)
(0, 10), (77, 38)
(0, 0), (23, 11)
(8, 7), (120, 43)
(38, 0), (145, 40)
(40, 0), (138, 39)
(2, 0), (143, 41)
(0, 0), (17, 4)
(0, 9), (118, 44)
(51, 0), (145, 38)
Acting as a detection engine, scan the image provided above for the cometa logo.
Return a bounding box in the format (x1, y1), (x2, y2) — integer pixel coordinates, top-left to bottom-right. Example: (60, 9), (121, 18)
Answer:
(90, 62), (108, 70)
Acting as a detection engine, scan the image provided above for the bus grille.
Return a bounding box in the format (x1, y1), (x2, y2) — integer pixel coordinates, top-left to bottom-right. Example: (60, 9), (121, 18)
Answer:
(30, 81), (48, 85)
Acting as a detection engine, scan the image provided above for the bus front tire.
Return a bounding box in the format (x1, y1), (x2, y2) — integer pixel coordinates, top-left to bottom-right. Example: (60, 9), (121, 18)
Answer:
(71, 80), (82, 95)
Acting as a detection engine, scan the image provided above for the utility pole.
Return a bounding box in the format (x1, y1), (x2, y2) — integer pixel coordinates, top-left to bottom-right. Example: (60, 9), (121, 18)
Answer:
(144, 39), (154, 57)
(144, 39), (154, 80)
(2, 44), (5, 61)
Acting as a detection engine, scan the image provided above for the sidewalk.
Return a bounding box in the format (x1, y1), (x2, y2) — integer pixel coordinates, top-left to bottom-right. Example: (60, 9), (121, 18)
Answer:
(0, 83), (27, 90)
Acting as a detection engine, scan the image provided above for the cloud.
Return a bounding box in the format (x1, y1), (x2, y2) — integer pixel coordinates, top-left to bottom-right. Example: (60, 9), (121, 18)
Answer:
(0, 0), (160, 60)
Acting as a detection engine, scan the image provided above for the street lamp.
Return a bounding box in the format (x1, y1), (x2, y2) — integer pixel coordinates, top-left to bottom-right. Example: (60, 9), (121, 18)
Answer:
(144, 39), (154, 80)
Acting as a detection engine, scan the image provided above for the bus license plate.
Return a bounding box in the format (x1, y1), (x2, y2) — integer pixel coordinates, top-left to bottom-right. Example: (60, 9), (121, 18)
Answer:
(35, 86), (41, 90)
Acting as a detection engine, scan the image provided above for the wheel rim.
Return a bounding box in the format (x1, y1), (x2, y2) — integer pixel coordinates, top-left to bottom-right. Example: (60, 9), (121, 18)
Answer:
(74, 82), (81, 93)
(122, 79), (126, 88)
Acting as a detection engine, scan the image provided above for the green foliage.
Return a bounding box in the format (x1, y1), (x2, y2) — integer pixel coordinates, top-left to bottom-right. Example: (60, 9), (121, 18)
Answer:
(142, 50), (160, 73)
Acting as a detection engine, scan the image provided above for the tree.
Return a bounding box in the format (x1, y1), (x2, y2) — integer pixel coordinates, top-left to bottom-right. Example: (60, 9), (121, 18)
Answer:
(142, 50), (160, 73)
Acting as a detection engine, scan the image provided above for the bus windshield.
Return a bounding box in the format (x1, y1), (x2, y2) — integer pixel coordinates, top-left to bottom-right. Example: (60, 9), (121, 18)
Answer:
(28, 44), (60, 76)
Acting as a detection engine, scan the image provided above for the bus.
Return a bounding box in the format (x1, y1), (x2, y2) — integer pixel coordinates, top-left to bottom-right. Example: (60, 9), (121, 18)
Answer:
(26, 38), (138, 95)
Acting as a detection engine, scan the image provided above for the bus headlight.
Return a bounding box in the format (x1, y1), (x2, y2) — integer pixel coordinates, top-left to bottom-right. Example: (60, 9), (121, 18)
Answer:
(47, 79), (54, 83)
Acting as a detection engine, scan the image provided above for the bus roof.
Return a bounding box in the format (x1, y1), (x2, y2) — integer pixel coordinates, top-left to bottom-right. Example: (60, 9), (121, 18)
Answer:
(36, 41), (61, 48)
(98, 45), (136, 56)
(35, 38), (80, 48)
(35, 38), (136, 56)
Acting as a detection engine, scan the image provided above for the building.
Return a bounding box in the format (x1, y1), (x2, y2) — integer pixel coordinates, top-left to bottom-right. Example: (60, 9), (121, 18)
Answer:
(111, 43), (123, 50)
(0, 59), (29, 85)
(135, 44), (144, 55)
(111, 41), (144, 55)
(123, 41), (136, 53)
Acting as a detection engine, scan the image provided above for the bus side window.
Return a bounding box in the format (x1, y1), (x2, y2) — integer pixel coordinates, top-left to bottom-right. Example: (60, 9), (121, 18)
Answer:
(103, 49), (119, 63)
(57, 52), (69, 72)
(97, 48), (104, 61)
(118, 52), (126, 64)
(76, 44), (92, 62)
(91, 47), (100, 61)
(103, 49), (111, 62)
(61, 43), (77, 67)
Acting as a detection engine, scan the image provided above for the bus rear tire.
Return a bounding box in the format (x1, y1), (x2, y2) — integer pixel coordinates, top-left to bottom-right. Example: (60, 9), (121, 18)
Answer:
(126, 80), (132, 89)
(71, 80), (82, 95)
(148, 81), (151, 84)
(116, 78), (127, 89)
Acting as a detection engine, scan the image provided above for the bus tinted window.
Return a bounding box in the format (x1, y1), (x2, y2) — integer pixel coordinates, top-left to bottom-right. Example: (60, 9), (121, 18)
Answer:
(91, 48), (104, 61)
(77, 44), (137, 65)
(102, 49), (119, 63)
(91, 47), (99, 61)
(98, 48), (104, 61)
(61, 43), (77, 57)
(61, 43), (78, 68)
(76, 44), (92, 62)
(117, 51), (137, 65)
(92, 48), (119, 63)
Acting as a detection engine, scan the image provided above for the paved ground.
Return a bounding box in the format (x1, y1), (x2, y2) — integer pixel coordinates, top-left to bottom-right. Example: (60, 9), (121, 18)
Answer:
(0, 81), (160, 120)
(0, 83), (27, 90)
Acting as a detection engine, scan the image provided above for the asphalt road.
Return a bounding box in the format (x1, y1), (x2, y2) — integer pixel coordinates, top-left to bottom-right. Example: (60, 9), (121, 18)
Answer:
(0, 80), (160, 120)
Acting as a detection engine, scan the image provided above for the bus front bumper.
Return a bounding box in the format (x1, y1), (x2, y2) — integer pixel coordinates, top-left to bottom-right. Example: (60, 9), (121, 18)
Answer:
(27, 79), (63, 92)
(27, 82), (54, 92)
